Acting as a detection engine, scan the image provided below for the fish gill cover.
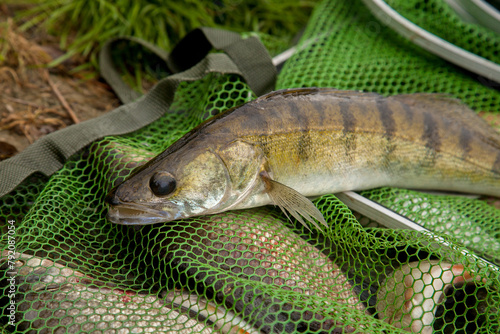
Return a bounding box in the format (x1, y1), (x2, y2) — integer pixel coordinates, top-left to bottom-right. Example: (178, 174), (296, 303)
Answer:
(1, 0), (500, 333)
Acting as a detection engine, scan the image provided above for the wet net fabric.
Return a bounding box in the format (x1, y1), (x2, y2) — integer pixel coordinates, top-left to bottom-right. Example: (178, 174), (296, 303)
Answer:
(2, 0), (500, 333)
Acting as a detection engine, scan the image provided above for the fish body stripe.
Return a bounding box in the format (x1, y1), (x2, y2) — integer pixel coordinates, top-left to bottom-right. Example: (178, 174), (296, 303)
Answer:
(399, 99), (414, 123)
(310, 100), (328, 125)
(287, 100), (308, 128)
(297, 132), (312, 162)
(339, 101), (356, 134)
(339, 101), (357, 157)
(459, 127), (473, 157)
(493, 152), (500, 174)
(376, 99), (396, 139)
(422, 112), (441, 152)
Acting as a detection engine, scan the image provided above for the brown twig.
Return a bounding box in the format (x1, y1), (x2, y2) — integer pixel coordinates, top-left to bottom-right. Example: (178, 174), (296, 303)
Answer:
(43, 70), (80, 124)
(0, 66), (21, 86)
(1, 95), (40, 109)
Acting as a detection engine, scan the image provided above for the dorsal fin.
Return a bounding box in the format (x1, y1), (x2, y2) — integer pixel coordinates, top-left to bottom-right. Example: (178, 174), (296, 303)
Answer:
(256, 87), (381, 102)
(255, 87), (325, 101)
(390, 93), (500, 149)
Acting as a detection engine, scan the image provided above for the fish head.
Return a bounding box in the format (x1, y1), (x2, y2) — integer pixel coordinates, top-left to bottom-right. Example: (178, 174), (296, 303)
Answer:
(106, 145), (231, 225)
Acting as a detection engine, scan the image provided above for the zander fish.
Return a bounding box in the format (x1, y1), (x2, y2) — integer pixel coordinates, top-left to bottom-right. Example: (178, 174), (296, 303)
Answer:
(107, 88), (500, 229)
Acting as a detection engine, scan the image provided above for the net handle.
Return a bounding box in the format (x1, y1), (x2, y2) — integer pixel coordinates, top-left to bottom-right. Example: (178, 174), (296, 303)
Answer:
(0, 27), (276, 198)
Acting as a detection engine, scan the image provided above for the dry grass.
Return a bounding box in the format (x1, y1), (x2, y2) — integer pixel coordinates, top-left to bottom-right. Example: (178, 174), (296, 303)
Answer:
(0, 18), (51, 78)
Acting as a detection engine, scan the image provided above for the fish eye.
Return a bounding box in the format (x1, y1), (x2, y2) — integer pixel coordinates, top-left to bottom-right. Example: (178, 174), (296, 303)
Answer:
(149, 172), (176, 196)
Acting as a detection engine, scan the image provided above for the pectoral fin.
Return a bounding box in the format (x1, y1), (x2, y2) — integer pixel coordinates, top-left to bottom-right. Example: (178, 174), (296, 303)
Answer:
(260, 171), (328, 231)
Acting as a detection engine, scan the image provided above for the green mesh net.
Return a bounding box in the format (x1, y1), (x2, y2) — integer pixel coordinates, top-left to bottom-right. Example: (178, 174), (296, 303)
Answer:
(277, 0), (500, 110)
(2, 0), (500, 333)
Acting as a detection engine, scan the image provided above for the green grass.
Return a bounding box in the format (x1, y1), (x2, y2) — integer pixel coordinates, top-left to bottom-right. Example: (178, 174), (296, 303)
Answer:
(13, 0), (318, 71)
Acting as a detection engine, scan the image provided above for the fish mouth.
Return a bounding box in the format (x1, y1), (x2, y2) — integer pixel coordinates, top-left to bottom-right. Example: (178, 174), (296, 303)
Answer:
(107, 203), (178, 225)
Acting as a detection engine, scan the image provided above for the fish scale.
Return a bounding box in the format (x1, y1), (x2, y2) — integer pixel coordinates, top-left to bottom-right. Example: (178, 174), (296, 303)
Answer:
(107, 88), (500, 229)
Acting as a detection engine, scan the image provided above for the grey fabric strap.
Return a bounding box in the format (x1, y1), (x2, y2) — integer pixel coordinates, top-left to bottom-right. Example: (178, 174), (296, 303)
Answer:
(102, 27), (276, 104)
(0, 28), (276, 198)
